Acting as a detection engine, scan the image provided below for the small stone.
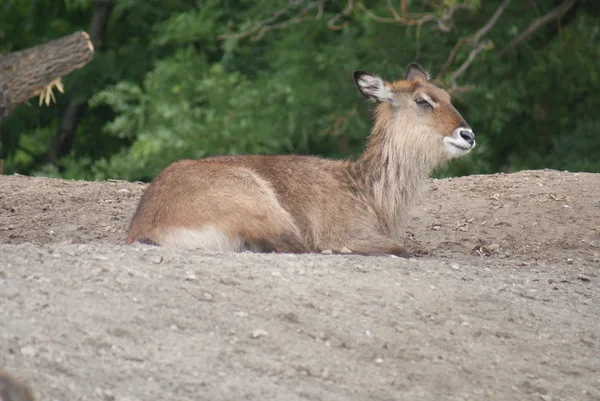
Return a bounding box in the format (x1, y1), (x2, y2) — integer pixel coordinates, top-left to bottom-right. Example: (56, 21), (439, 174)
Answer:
(375, 358), (383, 364)
(185, 273), (198, 281)
(7, 224), (15, 230)
(20, 345), (37, 357)
(321, 249), (333, 254)
(169, 324), (179, 331)
(338, 247), (352, 254)
(451, 264), (460, 270)
(150, 255), (163, 264)
(251, 329), (268, 339)
(566, 258), (573, 265)
(118, 188), (130, 193)
(202, 292), (213, 301)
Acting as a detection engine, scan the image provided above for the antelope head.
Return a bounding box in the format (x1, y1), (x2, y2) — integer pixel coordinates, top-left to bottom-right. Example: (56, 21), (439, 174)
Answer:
(353, 62), (475, 162)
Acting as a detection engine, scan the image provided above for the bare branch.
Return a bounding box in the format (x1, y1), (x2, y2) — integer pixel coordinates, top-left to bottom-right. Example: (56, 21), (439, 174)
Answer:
(217, 0), (323, 41)
(219, 0), (473, 44)
(358, 1), (470, 30)
(471, 0), (512, 43)
(499, 0), (578, 56)
(252, 1), (325, 41)
(216, 0), (511, 92)
(387, 0), (401, 21)
(438, 0), (510, 85)
(437, 2), (472, 32)
(437, 37), (467, 77)
(327, 0), (354, 31)
(450, 39), (494, 89)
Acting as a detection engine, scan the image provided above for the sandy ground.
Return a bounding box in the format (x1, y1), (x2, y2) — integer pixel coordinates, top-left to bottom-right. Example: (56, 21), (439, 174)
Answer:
(0, 169), (599, 401)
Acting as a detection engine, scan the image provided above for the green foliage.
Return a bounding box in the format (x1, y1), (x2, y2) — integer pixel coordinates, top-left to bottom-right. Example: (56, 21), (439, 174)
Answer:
(1, 0), (599, 181)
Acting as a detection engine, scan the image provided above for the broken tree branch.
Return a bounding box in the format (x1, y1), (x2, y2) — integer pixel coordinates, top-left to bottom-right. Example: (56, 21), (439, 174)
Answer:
(0, 31), (95, 174)
(0, 31), (94, 117)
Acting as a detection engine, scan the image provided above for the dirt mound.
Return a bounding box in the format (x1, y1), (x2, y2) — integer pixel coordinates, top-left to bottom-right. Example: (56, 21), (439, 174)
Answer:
(1, 170), (599, 401)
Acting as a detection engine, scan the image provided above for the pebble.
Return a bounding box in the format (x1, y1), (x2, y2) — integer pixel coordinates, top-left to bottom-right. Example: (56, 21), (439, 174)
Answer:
(451, 263), (460, 270)
(375, 358), (383, 364)
(251, 329), (268, 339)
(567, 258), (573, 265)
(20, 345), (37, 357)
(185, 273), (198, 281)
(150, 255), (163, 264)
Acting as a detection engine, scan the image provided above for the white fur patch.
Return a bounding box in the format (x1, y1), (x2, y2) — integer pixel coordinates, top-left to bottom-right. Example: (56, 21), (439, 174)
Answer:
(443, 128), (475, 158)
(159, 226), (244, 252)
(357, 75), (393, 102)
(419, 93), (437, 107)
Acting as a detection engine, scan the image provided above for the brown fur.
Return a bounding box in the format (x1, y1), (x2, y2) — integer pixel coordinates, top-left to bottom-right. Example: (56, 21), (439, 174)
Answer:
(127, 63), (474, 255)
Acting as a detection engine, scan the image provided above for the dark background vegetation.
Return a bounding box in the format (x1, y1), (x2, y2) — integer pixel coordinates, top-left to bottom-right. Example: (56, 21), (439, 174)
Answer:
(1, 0), (598, 182)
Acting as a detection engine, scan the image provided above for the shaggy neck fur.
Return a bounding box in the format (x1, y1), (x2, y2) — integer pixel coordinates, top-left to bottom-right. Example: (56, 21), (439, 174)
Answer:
(352, 103), (447, 239)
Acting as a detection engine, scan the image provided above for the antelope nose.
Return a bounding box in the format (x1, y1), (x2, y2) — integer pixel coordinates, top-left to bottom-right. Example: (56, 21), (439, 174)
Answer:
(459, 129), (475, 145)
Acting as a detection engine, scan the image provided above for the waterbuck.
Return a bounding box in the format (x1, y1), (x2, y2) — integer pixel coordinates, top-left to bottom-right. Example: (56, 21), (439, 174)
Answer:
(127, 62), (475, 255)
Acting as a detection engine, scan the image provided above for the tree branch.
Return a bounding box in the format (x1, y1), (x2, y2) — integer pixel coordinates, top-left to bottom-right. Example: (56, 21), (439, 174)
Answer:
(217, 0), (327, 41)
(450, 39), (493, 88)
(252, 0), (325, 41)
(358, 1), (469, 30)
(0, 31), (94, 117)
(219, 0), (475, 42)
(471, 0), (512, 44)
(438, 0), (511, 89)
(327, 0), (354, 31)
(499, 0), (578, 56)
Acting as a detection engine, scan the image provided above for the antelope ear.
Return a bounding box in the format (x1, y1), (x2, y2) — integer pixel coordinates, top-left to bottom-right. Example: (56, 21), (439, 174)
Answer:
(404, 62), (429, 82)
(353, 71), (393, 103)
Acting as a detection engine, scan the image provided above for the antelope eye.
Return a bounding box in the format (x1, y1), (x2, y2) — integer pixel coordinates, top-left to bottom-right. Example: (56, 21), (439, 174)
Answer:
(415, 97), (431, 107)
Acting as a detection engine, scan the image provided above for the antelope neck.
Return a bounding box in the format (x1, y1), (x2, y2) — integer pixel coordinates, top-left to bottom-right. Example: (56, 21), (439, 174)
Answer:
(350, 108), (439, 238)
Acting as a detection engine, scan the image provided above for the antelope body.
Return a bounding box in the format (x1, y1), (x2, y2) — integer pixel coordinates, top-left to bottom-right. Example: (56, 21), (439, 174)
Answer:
(127, 63), (475, 255)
